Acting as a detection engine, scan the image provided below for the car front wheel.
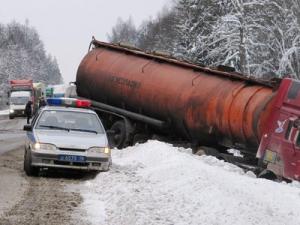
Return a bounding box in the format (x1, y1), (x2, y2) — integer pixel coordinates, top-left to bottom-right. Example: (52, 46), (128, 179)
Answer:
(24, 150), (39, 176)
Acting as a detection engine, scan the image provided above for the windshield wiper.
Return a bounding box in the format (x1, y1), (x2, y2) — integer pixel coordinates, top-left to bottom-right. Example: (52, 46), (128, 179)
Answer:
(69, 128), (98, 134)
(39, 125), (70, 131)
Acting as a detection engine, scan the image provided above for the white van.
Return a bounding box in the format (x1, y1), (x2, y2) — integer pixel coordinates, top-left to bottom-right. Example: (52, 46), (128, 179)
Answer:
(9, 91), (31, 119)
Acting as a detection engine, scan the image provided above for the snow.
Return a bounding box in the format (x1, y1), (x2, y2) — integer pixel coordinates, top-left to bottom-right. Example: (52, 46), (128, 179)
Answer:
(80, 140), (300, 225)
(0, 109), (9, 115)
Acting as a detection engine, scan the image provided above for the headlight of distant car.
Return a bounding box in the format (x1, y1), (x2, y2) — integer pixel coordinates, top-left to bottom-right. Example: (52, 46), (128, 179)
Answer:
(89, 147), (110, 154)
(9, 109), (14, 113)
(32, 143), (57, 151)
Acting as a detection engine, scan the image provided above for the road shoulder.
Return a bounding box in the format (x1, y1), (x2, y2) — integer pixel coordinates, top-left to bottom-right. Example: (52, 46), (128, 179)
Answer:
(0, 149), (28, 217)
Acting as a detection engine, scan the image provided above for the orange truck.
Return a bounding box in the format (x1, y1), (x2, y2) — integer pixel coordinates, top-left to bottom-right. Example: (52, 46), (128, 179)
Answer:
(76, 39), (300, 181)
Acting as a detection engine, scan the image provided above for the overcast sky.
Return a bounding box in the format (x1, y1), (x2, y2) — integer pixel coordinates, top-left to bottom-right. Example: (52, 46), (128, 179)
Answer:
(0, 0), (171, 83)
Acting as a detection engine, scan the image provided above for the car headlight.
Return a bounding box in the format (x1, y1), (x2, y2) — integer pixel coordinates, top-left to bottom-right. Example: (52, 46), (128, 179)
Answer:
(9, 109), (14, 113)
(32, 143), (57, 151)
(89, 147), (110, 154)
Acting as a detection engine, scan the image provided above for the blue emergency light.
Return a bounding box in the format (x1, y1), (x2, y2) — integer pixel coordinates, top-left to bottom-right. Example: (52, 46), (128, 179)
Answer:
(47, 98), (63, 106)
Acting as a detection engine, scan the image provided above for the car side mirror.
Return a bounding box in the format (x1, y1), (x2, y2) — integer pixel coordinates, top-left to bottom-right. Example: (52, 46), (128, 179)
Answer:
(23, 125), (32, 131)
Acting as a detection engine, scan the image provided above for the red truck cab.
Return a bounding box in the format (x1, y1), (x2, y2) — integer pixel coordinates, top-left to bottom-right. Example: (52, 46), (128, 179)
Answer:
(257, 78), (300, 181)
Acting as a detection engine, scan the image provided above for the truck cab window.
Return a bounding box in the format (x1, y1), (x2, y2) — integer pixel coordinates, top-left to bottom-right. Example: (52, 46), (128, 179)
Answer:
(285, 121), (293, 140)
(296, 132), (300, 147)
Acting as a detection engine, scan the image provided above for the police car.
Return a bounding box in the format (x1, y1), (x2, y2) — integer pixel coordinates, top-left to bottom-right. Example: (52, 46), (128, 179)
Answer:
(23, 98), (111, 176)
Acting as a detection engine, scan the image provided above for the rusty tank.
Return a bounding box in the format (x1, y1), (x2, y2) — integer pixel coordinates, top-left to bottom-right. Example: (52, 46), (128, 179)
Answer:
(76, 39), (278, 152)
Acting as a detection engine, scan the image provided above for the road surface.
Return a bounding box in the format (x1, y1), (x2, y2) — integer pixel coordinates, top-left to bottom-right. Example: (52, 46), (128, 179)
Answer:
(0, 116), (92, 225)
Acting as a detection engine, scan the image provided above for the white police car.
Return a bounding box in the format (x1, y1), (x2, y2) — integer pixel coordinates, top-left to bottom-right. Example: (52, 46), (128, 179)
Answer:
(23, 98), (111, 176)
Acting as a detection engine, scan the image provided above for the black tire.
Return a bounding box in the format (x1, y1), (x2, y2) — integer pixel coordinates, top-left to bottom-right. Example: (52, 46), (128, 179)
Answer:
(9, 115), (14, 119)
(109, 121), (127, 149)
(24, 150), (39, 176)
(257, 169), (277, 180)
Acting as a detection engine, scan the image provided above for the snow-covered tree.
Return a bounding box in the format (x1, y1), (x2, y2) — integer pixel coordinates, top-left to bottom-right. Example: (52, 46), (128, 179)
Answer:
(0, 21), (63, 108)
(107, 0), (300, 79)
(137, 8), (178, 53)
(0, 21), (62, 83)
(107, 17), (138, 44)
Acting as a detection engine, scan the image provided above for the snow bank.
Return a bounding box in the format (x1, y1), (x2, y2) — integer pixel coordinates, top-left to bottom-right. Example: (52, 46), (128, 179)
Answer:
(0, 109), (9, 115)
(81, 140), (300, 225)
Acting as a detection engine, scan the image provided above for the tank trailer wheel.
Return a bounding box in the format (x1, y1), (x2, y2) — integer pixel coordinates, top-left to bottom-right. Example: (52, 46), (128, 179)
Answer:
(109, 121), (127, 149)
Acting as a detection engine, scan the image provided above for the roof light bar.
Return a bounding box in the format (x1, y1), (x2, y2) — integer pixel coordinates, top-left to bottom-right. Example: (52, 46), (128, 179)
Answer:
(46, 98), (91, 108)
(47, 98), (63, 106)
(76, 99), (91, 108)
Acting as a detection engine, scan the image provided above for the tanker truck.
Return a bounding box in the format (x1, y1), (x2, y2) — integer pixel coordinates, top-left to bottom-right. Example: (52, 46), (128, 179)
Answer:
(76, 39), (300, 181)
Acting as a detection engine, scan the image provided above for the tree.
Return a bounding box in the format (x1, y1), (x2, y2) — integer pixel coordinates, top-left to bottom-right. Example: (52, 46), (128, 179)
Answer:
(137, 8), (178, 53)
(107, 17), (138, 44)
(107, 0), (300, 79)
(0, 21), (63, 101)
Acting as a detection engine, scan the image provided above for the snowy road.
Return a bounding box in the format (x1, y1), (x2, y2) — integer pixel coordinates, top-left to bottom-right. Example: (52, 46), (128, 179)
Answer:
(0, 116), (91, 225)
(0, 117), (26, 155)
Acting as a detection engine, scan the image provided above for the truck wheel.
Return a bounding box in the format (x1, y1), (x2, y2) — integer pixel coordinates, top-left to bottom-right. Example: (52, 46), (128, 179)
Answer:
(24, 150), (39, 176)
(258, 169), (277, 180)
(109, 121), (126, 149)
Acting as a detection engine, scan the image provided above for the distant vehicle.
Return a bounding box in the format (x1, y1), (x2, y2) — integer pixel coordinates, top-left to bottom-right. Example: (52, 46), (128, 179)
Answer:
(46, 84), (77, 98)
(65, 84), (77, 98)
(45, 86), (54, 98)
(8, 80), (34, 119)
(9, 90), (31, 118)
(23, 98), (111, 176)
(46, 84), (67, 98)
(33, 82), (45, 109)
(8, 80), (45, 119)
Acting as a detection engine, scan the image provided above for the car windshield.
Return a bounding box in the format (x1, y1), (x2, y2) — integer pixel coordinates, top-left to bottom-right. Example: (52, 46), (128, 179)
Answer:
(10, 91), (31, 105)
(35, 110), (104, 134)
(10, 96), (30, 105)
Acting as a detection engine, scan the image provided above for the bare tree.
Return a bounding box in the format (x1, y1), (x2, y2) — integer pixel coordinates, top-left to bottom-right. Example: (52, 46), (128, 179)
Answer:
(107, 17), (137, 45)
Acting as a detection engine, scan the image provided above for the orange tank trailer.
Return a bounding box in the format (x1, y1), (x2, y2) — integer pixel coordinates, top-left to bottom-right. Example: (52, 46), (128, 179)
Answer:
(76, 40), (277, 152)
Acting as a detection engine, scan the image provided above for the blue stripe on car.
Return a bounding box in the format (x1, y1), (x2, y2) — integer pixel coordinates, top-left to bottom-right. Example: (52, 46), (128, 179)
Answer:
(27, 132), (36, 143)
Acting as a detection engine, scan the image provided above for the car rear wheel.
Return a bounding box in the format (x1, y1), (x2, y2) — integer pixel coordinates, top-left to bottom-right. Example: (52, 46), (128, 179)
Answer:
(24, 150), (39, 176)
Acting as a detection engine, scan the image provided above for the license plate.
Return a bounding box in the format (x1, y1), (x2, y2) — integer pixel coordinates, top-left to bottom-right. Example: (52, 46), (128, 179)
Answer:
(58, 155), (86, 162)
